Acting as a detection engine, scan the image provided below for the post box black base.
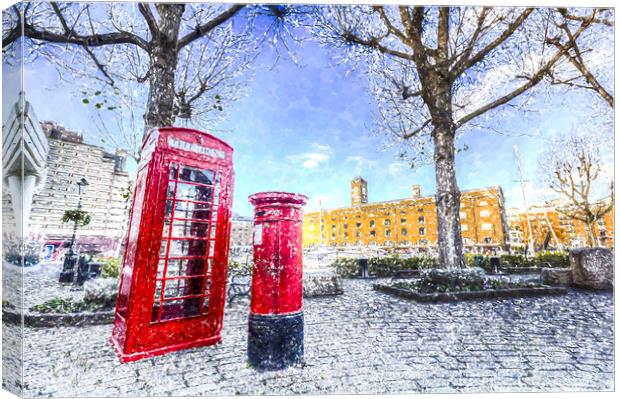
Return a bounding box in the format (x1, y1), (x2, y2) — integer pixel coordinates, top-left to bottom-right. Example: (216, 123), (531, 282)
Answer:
(247, 311), (304, 371)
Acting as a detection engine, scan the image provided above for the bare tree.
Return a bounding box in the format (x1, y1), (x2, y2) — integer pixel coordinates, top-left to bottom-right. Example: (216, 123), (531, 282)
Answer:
(545, 8), (614, 108)
(2, 2), (253, 146)
(539, 135), (614, 247)
(313, 6), (608, 268)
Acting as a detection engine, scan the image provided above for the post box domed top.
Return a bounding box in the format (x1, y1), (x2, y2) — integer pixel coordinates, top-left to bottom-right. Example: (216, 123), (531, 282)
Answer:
(248, 192), (308, 207)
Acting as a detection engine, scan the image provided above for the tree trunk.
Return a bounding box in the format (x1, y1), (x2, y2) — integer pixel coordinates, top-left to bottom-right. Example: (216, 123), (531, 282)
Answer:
(584, 221), (596, 247)
(433, 120), (465, 269)
(143, 4), (185, 139)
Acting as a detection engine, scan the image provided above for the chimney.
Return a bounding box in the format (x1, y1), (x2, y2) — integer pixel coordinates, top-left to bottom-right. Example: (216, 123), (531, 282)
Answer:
(412, 184), (421, 199)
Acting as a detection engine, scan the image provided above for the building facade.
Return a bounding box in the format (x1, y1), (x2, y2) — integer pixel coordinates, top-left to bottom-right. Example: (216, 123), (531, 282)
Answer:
(507, 198), (614, 250)
(303, 178), (509, 253)
(2, 121), (131, 257)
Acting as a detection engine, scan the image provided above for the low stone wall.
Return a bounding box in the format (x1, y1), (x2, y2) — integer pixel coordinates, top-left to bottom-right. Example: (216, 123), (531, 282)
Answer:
(570, 247), (613, 291)
(303, 271), (344, 297)
(2, 309), (114, 328)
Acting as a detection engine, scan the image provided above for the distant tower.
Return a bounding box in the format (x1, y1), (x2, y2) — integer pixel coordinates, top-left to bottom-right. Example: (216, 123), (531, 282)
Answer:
(351, 177), (368, 206)
(411, 184), (421, 199)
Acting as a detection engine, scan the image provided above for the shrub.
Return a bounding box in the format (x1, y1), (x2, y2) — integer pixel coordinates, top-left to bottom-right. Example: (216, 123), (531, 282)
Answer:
(30, 297), (91, 313)
(532, 251), (569, 268)
(330, 257), (359, 277)
(500, 254), (529, 268)
(99, 257), (122, 279)
(228, 259), (253, 276)
(393, 267), (539, 293)
(464, 254), (492, 272)
(331, 255), (438, 278)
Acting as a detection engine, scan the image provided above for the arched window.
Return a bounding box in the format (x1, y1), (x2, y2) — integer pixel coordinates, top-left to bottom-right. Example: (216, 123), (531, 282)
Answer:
(418, 216), (425, 224)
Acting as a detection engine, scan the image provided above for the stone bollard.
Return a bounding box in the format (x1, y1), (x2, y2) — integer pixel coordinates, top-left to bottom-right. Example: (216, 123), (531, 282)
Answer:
(570, 247), (613, 290)
(247, 192), (308, 370)
(540, 267), (573, 287)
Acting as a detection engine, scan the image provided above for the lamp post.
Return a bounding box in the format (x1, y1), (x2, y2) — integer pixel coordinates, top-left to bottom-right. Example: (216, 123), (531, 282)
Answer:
(59, 178), (89, 283)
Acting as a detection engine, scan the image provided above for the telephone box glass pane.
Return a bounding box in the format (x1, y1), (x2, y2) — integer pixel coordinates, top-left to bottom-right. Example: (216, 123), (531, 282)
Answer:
(163, 219), (211, 238)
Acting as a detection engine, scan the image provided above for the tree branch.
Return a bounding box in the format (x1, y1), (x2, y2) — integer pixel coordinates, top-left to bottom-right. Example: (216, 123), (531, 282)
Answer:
(23, 23), (149, 50)
(455, 19), (592, 128)
(451, 8), (533, 78)
(341, 30), (415, 60)
(2, 6), (22, 49)
(138, 3), (159, 37)
(178, 4), (245, 48)
(558, 8), (614, 27)
(551, 15), (614, 107)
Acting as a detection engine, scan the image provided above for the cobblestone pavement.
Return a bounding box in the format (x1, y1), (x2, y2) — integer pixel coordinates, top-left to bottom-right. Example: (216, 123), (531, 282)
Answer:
(12, 278), (614, 397)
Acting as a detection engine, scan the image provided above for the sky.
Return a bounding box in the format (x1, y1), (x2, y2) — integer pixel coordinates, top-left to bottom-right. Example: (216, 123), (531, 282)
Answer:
(2, 6), (614, 217)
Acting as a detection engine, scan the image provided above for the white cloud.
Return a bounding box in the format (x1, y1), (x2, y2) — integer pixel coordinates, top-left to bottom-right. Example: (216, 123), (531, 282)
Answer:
(287, 151), (330, 170)
(346, 155), (378, 174)
(388, 162), (405, 175)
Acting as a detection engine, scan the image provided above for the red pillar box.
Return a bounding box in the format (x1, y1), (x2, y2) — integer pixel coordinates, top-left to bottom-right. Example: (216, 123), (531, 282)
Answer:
(247, 192), (308, 370)
(110, 127), (234, 362)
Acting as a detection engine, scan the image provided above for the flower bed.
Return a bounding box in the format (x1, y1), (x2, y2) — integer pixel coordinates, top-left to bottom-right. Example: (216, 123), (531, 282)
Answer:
(374, 284), (567, 303)
(373, 267), (567, 302)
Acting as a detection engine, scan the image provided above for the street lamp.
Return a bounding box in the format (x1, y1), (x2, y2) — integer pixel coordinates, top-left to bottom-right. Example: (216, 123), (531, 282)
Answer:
(59, 177), (89, 283)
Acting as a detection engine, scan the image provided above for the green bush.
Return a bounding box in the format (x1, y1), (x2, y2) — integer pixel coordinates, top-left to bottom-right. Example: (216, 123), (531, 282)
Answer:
(228, 259), (253, 276)
(499, 254), (529, 268)
(330, 255), (438, 278)
(330, 257), (359, 277)
(464, 254), (492, 272)
(393, 267), (540, 293)
(30, 297), (92, 313)
(532, 251), (569, 268)
(98, 257), (122, 279)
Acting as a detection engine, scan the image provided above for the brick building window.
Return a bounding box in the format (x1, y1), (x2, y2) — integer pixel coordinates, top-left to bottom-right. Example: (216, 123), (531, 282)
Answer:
(419, 227), (425, 235)
(400, 218), (407, 225)
(384, 219), (391, 226)
(401, 228), (408, 236)
(356, 222), (361, 228)
(418, 216), (425, 224)
(370, 230), (376, 237)
(481, 223), (492, 231)
(385, 229), (391, 237)
(369, 220), (375, 227)
(480, 210), (490, 217)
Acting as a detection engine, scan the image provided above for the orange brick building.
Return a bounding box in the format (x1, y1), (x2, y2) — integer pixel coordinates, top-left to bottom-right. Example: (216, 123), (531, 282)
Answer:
(303, 177), (509, 253)
(506, 198), (614, 250)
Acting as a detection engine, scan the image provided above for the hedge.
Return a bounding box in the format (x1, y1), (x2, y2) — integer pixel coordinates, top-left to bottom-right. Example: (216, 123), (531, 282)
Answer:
(330, 255), (438, 278)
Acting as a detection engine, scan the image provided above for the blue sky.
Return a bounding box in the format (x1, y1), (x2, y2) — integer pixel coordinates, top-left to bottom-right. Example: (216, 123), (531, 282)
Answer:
(3, 16), (612, 217)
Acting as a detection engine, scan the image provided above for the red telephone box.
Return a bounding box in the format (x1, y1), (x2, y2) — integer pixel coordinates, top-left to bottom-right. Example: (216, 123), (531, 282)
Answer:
(110, 127), (234, 363)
